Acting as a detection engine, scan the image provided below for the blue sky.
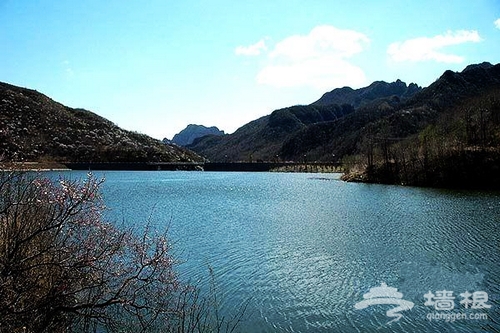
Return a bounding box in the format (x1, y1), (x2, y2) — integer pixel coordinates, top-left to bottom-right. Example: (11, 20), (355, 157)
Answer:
(1, 0), (499, 139)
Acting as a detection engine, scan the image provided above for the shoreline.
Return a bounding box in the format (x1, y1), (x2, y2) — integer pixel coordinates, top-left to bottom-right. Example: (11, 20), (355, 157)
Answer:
(0, 162), (70, 172)
(1, 161), (341, 173)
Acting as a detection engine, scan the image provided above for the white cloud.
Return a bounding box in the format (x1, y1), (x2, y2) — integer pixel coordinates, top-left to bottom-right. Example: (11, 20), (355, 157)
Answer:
(270, 25), (369, 60)
(62, 60), (74, 76)
(257, 57), (366, 90)
(235, 39), (267, 56)
(495, 18), (500, 29)
(256, 25), (369, 90)
(387, 30), (482, 63)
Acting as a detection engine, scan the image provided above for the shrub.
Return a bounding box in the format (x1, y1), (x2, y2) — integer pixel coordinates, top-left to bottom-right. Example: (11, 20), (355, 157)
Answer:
(0, 171), (243, 332)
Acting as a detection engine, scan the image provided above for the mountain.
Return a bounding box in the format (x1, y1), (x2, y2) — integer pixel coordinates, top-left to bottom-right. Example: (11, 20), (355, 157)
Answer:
(188, 80), (420, 162)
(280, 62), (500, 161)
(170, 124), (224, 146)
(0, 82), (202, 163)
(312, 79), (421, 108)
(463, 61), (494, 72)
(188, 104), (356, 162)
(340, 62), (500, 188)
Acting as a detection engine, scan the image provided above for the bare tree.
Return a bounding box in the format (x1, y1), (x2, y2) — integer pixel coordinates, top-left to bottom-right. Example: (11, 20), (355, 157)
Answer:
(0, 170), (245, 333)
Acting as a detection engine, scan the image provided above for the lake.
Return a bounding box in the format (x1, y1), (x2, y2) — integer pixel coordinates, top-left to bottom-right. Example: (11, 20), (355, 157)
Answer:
(54, 171), (500, 332)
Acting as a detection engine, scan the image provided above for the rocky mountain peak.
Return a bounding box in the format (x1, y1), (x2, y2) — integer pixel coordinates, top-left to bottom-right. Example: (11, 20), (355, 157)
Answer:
(312, 80), (421, 108)
(170, 124), (225, 146)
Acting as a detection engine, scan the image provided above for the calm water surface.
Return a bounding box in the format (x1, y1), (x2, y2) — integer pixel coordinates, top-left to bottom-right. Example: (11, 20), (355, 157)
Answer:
(56, 171), (500, 332)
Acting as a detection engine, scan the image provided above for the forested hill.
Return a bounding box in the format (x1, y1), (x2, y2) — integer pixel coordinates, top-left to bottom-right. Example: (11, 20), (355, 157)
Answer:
(0, 82), (203, 163)
(341, 62), (500, 188)
(188, 80), (420, 162)
(188, 104), (356, 162)
(279, 62), (500, 161)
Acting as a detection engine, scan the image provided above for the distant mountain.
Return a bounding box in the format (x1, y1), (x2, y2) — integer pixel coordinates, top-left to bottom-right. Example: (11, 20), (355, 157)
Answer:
(0, 82), (203, 163)
(312, 80), (421, 108)
(338, 62), (500, 188)
(280, 63), (500, 162)
(188, 80), (420, 162)
(170, 124), (224, 146)
(188, 104), (355, 162)
(405, 61), (500, 109)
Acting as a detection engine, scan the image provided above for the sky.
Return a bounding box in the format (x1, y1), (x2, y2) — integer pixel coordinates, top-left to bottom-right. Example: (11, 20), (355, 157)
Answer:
(0, 1), (499, 140)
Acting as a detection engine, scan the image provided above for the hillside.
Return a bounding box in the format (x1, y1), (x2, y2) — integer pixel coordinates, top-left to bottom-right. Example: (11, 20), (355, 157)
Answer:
(189, 80), (419, 161)
(341, 62), (500, 188)
(188, 104), (356, 162)
(0, 82), (203, 163)
(281, 63), (500, 162)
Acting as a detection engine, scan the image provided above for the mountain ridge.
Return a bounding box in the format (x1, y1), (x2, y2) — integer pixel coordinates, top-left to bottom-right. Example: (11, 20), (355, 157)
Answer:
(279, 62), (500, 162)
(0, 82), (203, 163)
(312, 79), (421, 108)
(188, 79), (422, 161)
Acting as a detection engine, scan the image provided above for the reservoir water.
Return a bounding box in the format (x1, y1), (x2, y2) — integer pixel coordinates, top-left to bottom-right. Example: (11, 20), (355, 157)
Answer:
(55, 171), (500, 332)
